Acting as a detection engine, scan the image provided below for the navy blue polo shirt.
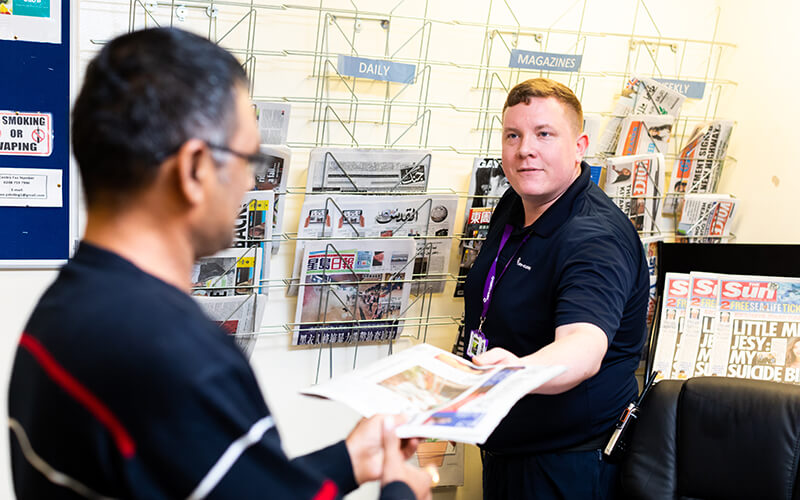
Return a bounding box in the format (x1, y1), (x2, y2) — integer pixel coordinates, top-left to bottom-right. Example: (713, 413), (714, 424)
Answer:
(464, 162), (648, 454)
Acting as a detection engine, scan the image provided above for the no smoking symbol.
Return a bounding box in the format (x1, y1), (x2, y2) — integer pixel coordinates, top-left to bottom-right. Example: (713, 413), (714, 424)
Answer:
(32, 128), (46, 143)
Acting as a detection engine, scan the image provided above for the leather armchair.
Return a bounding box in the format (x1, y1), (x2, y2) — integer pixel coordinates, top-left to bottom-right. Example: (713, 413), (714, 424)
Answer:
(620, 377), (800, 500)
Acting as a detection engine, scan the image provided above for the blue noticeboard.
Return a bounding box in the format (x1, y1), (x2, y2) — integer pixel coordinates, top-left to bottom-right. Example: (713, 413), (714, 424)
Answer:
(0, 0), (74, 267)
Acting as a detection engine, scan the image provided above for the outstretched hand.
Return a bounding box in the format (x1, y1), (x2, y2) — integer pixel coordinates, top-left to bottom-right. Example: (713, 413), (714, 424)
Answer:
(345, 415), (419, 485)
(381, 416), (432, 500)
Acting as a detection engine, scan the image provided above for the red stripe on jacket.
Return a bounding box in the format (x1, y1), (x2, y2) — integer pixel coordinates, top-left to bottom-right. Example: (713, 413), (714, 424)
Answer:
(19, 333), (136, 459)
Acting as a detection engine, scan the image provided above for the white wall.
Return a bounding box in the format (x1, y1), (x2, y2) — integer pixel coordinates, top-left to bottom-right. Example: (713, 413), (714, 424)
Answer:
(2, 1), (796, 499)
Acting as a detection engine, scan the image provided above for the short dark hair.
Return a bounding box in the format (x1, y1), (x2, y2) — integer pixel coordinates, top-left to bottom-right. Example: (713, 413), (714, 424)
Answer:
(503, 78), (583, 135)
(72, 27), (249, 207)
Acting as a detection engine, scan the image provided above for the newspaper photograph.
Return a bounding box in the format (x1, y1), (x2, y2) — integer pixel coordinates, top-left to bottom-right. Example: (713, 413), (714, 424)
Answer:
(652, 273), (690, 379)
(455, 158), (509, 297)
(306, 148), (431, 193)
(293, 238), (416, 346)
(289, 194), (458, 296)
(604, 154), (665, 235)
(302, 343), (566, 444)
(596, 76), (685, 155)
(676, 194), (737, 242)
(233, 191), (273, 295)
(194, 293), (267, 359)
(664, 120), (734, 215)
(253, 101), (291, 145)
(615, 114), (674, 157)
(252, 144), (291, 254)
(191, 247), (263, 297)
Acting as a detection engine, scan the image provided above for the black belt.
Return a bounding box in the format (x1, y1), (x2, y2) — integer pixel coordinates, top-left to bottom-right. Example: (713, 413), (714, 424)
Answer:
(481, 432), (610, 459)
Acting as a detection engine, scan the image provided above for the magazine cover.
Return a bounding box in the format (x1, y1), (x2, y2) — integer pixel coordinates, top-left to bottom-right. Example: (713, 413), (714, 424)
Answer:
(289, 195), (457, 296)
(253, 101), (291, 145)
(454, 158), (509, 297)
(604, 154), (665, 235)
(233, 190), (273, 295)
(195, 294), (266, 359)
(306, 148), (431, 193)
(191, 247), (263, 298)
(252, 144), (291, 254)
(293, 238), (416, 346)
(652, 273), (690, 380)
(664, 120), (734, 215)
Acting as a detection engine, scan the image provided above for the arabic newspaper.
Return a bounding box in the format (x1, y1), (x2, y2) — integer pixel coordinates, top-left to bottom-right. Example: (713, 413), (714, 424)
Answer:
(604, 154), (665, 235)
(195, 294), (267, 359)
(233, 191), (273, 294)
(653, 272), (800, 385)
(253, 145), (291, 254)
(676, 194), (737, 242)
(455, 158), (509, 297)
(614, 114), (675, 157)
(253, 101), (291, 145)
(302, 343), (566, 444)
(293, 238), (415, 346)
(596, 76), (685, 155)
(289, 194), (457, 296)
(652, 273), (690, 379)
(306, 148), (431, 193)
(664, 120), (734, 215)
(191, 247), (263, 297)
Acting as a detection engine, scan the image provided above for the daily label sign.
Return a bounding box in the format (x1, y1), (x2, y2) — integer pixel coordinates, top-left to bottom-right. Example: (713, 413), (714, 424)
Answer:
(0, 111), (53, 156)
(337, 55), (416, 84)
(509, 49), (582, 73)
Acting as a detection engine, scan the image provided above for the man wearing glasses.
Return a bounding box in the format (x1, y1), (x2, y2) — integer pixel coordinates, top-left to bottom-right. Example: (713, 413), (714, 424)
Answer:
(7, 28), (430, 500)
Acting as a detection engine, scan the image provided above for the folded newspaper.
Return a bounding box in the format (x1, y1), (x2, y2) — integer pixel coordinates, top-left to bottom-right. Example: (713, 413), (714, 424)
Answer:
(302, 343), (566, 444)
(604, 153), (665, 235)
(253, 145), (291, 254)
(676, 194), (737, 242)
(306, 148), (431, 193)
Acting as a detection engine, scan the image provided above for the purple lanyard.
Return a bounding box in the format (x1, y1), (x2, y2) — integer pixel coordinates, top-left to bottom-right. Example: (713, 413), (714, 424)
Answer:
(479, 224), (533, 330)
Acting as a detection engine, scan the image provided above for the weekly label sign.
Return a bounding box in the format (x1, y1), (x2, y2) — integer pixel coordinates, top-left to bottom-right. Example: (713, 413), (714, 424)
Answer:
(337, 55), (416, 84)
(654, 79), (706, 99)
(0, 111), (53, 156)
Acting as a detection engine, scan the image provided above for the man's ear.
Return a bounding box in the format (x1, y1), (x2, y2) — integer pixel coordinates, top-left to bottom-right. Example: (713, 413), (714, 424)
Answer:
(575, 132), (589, 161)
(174, 139), (211, 205)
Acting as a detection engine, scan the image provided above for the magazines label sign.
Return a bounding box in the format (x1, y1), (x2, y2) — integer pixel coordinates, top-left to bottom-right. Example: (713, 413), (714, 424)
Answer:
(337, 55), (416, 84)
(509, 49), (582, 72)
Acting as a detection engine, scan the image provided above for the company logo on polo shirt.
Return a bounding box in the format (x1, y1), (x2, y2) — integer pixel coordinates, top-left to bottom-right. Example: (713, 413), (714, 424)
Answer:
(516, 258), (531, 271)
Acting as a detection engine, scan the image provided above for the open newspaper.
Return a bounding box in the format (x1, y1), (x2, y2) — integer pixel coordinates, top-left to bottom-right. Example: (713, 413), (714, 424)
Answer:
(289, 194), (457, 296)
(676, 194), (737, 242)
(253, 101), (291, 145)
(306, 148), (431, 193)
(195, 294), (266, 359)
(652, 271), (800, 385)
(604, 153), (665, 235)
(302, 343), (566, 444)
(293, 238), (415, 346)
(455, 158), (509, 297)
(597, 77), (685, 156)
(664, 120), (734, 215)
(252, 145), (290, 254)
(234, 191), (273, 294)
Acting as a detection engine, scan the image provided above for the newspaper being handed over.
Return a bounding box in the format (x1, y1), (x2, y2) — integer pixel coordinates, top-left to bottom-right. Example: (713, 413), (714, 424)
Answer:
(303, 343), (565, 444)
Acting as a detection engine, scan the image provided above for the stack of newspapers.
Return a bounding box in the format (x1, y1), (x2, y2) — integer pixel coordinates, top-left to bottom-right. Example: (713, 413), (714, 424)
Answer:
(652, 272), (800, 385)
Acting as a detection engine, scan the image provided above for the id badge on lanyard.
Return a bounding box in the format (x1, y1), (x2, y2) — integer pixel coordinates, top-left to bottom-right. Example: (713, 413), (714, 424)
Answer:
(468, 224), (532, 358)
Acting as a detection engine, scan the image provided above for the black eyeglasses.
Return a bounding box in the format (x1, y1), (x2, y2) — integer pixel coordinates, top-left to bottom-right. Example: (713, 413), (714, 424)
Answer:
(206, 143), (271, 175)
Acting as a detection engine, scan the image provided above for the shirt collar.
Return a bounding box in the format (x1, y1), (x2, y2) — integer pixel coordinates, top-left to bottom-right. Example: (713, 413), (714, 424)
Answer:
(509, 161), (591, 238)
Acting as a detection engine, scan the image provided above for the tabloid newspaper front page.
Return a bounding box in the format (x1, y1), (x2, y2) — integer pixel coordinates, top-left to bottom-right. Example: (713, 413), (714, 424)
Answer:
(455, 158), (509, 297)
(306, 148), (431, 193)
(253, 145), (291, 254)
(191, 247), (263, 298)
(302, 343), (565, 444)
(289, 194), (457, 296)
(615, 114), (674, 157)
(293, 239), (415, 346)
(195, 294), (266, 359)
(676, 194), (737, 242)
(233, 190), (274, 294)
(603, 153), (665, 235)
(653, 272), (800, 385)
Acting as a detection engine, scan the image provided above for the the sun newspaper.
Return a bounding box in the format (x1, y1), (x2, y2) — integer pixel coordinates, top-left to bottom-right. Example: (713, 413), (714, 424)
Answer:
(289, 194), (457, 296)
(664, 120), (734, 216)
(252, 144), (290, 254)
(306, 148), (431, 193)
(652, 272), (800, 385)
(455, 158), (510, 297)
(302, 343), (566, 444)
(293, 238), (416, 346)
(676, 194), (737, 242)
(603, 153), (665, 235)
